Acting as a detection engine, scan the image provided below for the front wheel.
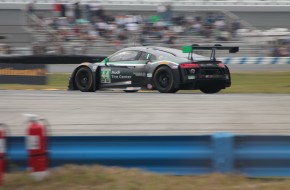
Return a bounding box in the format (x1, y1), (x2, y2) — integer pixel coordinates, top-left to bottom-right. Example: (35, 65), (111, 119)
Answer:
(153, 66), (178, 93)
(200, 86), (221, 94)
(74, 67), (94, 92)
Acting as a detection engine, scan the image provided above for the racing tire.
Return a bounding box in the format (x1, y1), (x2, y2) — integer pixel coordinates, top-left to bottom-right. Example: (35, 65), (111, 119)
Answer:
(74, 67), (94, 92)
(200, 86), (221, 94)
(225, 65), (231, 87)
(153, 66), (178, 93)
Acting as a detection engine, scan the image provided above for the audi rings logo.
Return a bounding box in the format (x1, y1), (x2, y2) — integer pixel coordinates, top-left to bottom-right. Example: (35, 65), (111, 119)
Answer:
(190, 69), (196, 74)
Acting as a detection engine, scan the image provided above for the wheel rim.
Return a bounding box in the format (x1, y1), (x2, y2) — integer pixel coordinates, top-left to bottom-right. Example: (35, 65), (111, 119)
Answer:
(77, 70), (91, 89)
(158, 71), (170, 88)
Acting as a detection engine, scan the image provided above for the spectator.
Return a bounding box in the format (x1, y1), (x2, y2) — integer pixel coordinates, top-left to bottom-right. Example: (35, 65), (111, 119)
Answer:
(192, 19), (202, 35)
(90, 1), (101, 20)
(60, 1), (66, 17)
(74, 1), (81, 20)
(26, 0), (35, 15)
(231, 19), (241, 39)
(203, 12), (215, 28)
(82, 1), (91, 22)
(278, 45), (289, 57)
(214, 17), (226, 30)
(0, 44), (11, 55)
(157, 4), (166, 20)
(53, 0), (61, 17)
(163, 3), (173, 23)
(65, 1), (74, 18)
(26, 0), (35, 26)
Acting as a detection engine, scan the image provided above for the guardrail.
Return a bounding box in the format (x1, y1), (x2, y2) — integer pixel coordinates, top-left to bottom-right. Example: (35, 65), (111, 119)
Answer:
(6, 133), (290, 177)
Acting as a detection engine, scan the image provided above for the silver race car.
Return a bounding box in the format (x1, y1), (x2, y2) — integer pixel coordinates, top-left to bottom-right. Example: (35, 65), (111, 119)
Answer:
(68, 44), (238, 93)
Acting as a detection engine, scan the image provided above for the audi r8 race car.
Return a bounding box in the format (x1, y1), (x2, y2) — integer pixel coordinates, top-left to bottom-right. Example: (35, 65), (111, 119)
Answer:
(68, 44), (239, 93)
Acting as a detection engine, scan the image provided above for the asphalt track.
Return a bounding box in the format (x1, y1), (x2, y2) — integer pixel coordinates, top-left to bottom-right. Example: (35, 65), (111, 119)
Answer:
(1, 90), (290, 136)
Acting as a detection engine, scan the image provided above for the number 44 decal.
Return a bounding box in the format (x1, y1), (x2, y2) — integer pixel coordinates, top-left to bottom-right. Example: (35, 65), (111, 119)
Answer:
(101, 68), (111, 83)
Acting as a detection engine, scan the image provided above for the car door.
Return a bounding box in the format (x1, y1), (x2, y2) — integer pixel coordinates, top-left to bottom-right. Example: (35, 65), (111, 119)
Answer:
(131, 51), (156, 86)
(100, 50), (141, 88)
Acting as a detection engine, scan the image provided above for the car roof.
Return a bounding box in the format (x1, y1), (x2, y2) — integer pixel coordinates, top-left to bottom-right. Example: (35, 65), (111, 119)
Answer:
(121, 46), (180, 53)
(120, 46), (207, 61)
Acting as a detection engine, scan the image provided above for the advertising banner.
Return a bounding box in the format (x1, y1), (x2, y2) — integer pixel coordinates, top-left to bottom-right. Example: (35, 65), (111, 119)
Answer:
(0, 63), (47, 85)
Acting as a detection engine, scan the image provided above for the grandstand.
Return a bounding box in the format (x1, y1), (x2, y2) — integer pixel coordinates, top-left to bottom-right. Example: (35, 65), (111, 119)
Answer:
(0, 0), (289, 57)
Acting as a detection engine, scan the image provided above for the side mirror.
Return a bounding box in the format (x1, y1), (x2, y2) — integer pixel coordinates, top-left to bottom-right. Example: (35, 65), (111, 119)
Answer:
(104, 57), (109, 65)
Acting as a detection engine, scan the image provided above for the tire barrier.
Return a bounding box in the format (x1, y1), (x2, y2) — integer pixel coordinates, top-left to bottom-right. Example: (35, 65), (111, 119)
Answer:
(3, 132), (290, 177)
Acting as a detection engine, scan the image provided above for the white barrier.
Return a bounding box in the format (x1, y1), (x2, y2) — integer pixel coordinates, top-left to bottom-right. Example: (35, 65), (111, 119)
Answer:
(219, 57), (290, 65)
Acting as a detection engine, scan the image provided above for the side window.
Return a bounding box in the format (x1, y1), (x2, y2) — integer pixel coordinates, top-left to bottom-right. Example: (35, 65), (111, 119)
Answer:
(109, 52), (123, 62)
(109, 51), (139, 62)
(139, 52), (157, 61)
(150, 54), (157, 61)
(139, 52), (148, 60)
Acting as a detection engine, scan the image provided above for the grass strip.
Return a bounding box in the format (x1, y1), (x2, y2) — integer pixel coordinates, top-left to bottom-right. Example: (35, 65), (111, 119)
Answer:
(2, 165), (290, 190)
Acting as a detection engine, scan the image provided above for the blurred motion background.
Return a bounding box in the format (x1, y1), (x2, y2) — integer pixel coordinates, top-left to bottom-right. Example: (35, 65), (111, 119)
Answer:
(0, 0), (290, 58)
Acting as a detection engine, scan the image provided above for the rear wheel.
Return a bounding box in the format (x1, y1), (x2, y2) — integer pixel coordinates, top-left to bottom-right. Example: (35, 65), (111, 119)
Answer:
(200, 86), (221, 94)
(153, 66), (178, 93)
(75, 67), (94, 92)
(225, 65), (231, 87)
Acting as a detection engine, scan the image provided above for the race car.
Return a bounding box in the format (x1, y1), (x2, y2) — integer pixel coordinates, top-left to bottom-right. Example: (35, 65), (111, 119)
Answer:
(68, 44), (239, 93)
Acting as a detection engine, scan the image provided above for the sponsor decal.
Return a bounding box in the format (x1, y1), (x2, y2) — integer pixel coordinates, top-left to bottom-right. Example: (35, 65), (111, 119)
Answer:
(147, 73), (152, 78)
(133, 72), (146, 77)
(112, 75), (131, 79)
(188, 75), (195, 79)
(111, 70), (132, 79)
(147, 84), (153, 89)
(101, 68), (111, 83)
(102, 81), (132, 86)
(0, 63), (47, 85)
(112, 71), (120, 75)
(0, 68), (45, 76)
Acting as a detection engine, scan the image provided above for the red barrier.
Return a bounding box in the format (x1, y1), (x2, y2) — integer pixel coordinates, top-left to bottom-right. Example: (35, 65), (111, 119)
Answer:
(0, 124), (6, 185)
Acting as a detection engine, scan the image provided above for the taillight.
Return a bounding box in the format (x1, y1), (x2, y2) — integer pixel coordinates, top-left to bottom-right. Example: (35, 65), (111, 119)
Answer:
(218, 62), (225, 68)
(180, 63), (200, 68)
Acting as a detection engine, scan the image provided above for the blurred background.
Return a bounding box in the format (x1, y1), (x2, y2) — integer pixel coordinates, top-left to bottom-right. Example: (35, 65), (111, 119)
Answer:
(0, 0), (290, 58)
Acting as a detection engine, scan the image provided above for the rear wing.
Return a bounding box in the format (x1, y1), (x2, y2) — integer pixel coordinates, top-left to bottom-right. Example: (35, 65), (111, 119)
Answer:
(182, 44), (239, 61)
